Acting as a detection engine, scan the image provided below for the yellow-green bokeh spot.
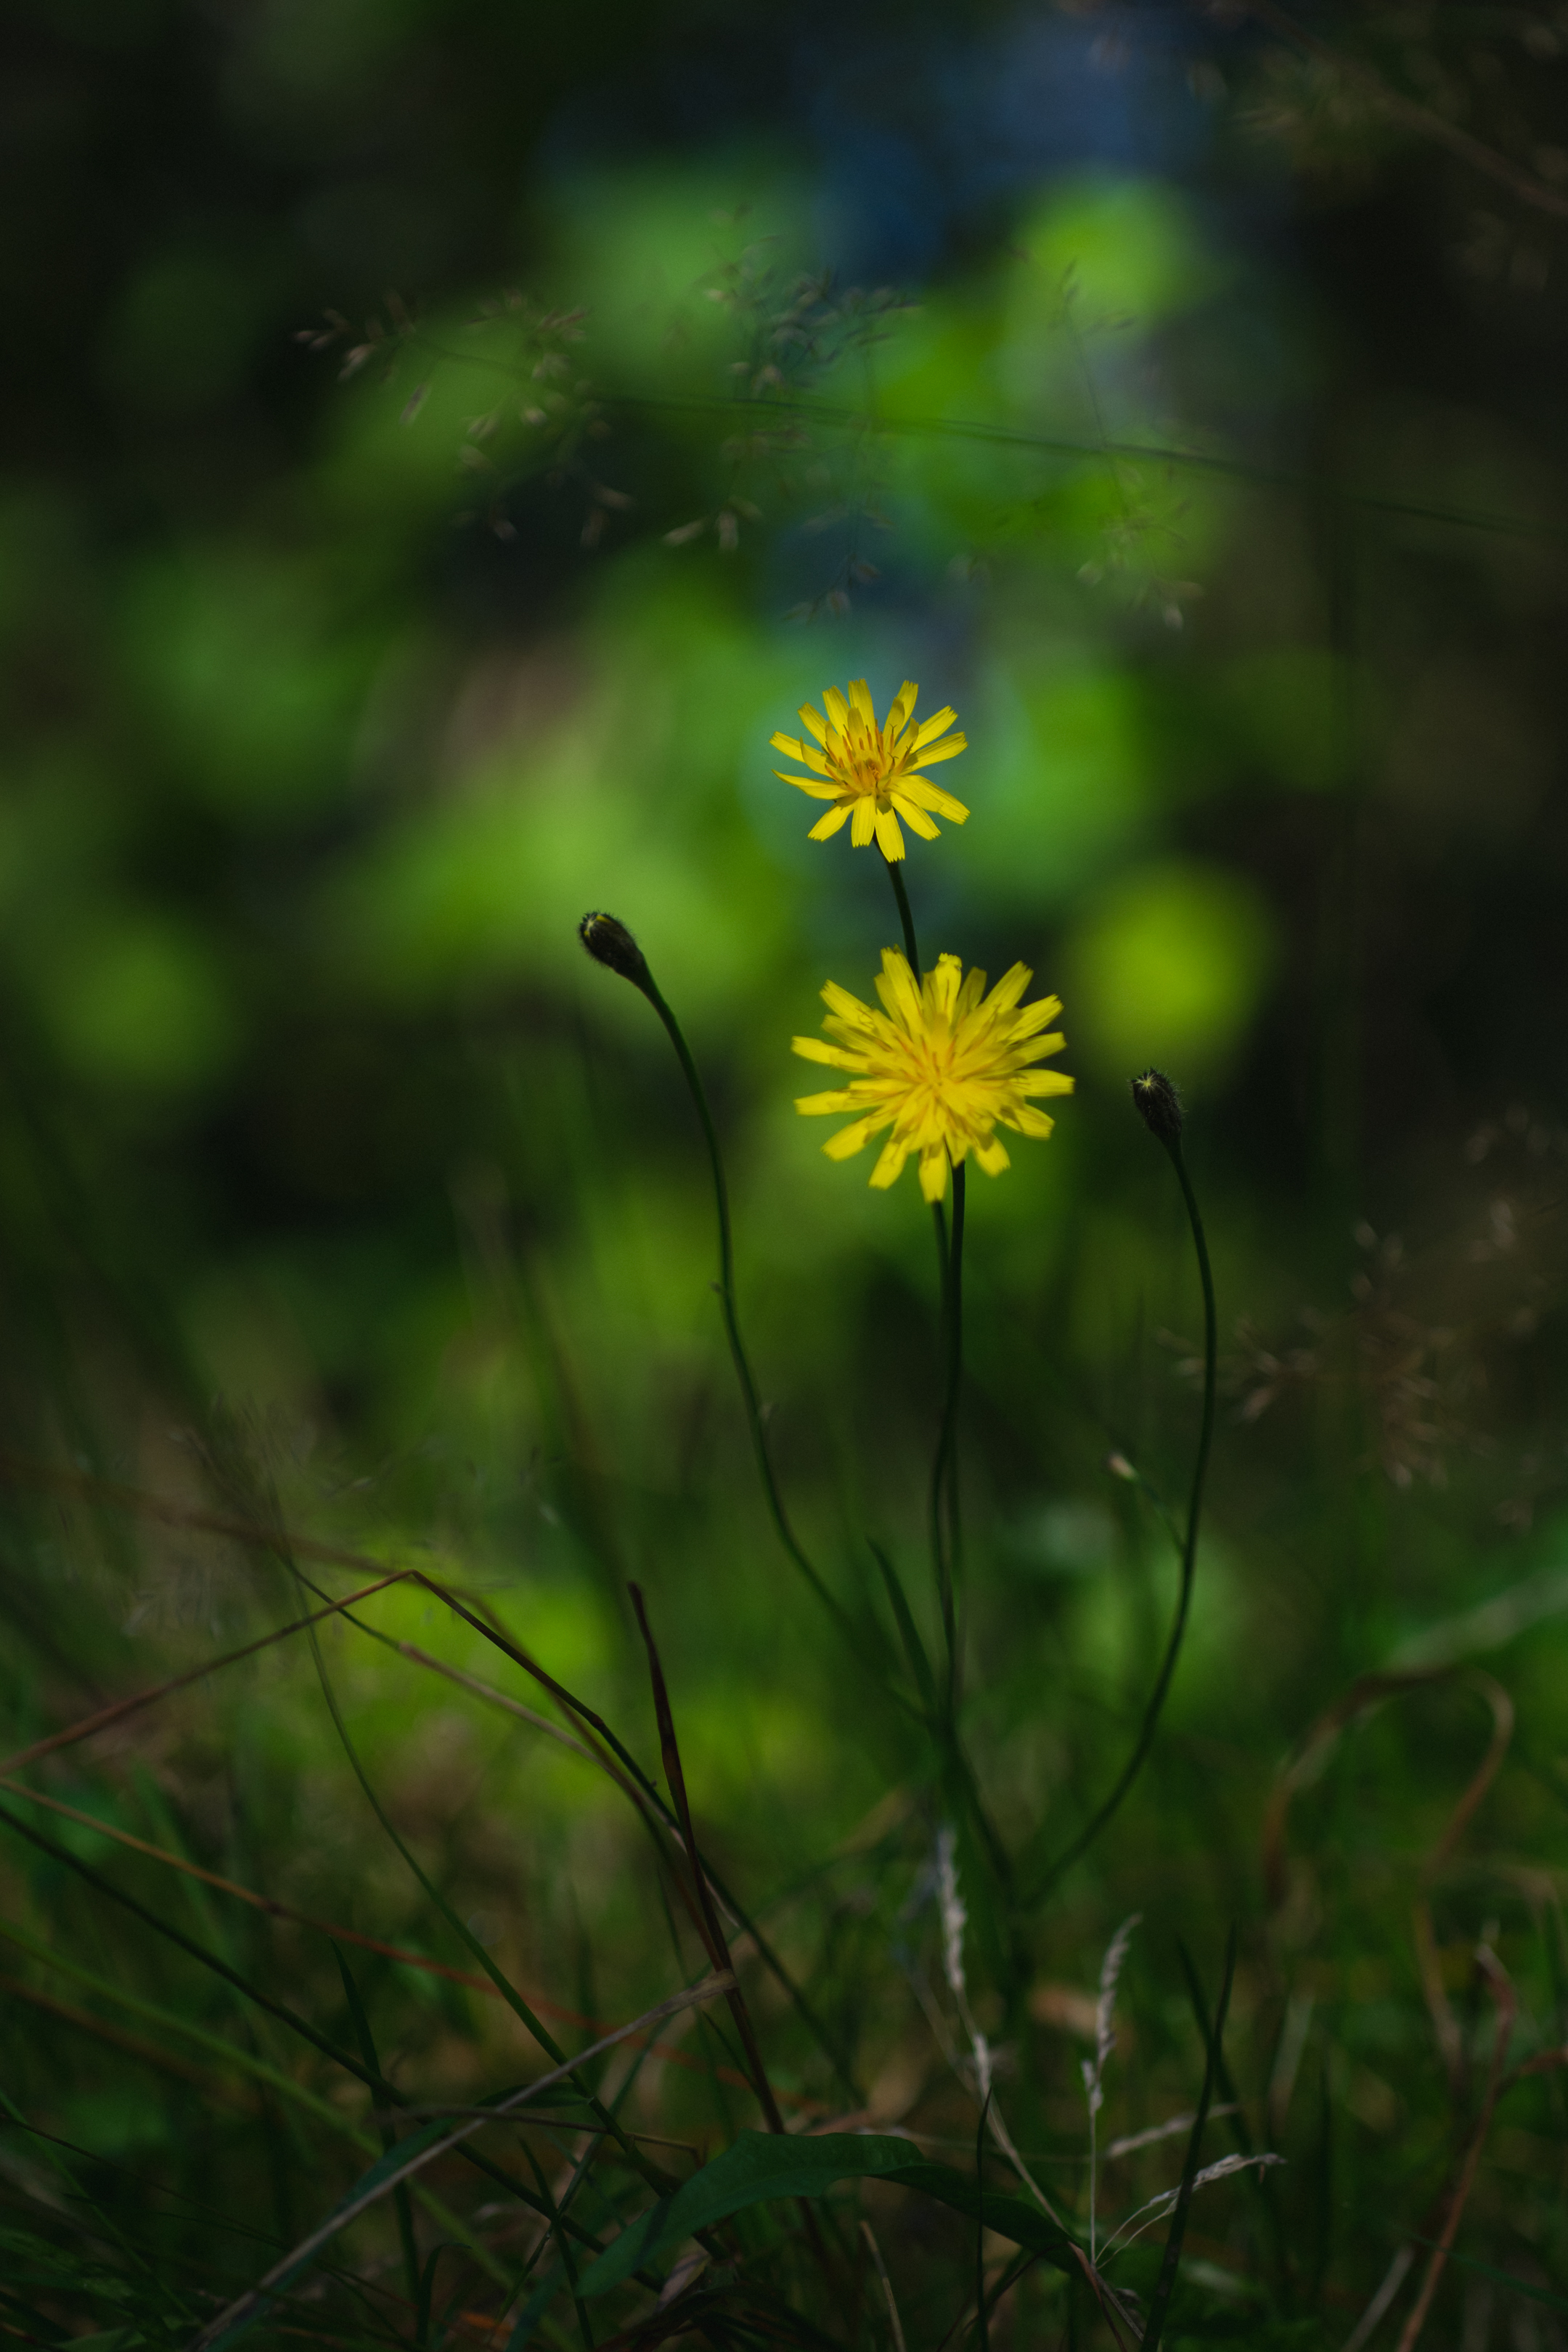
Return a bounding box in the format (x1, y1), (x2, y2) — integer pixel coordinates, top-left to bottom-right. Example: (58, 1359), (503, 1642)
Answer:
(960, 660), (1147, 902)
(1066, 859), (1275, 1085)
(323, 573), (795, 1019)
(41, 910), (236, 1090)
(120, 547), (377, 816)
(1013, 173), (1224, 332)
(994, 173), (1225, 434)
(544, 162), (814, 391)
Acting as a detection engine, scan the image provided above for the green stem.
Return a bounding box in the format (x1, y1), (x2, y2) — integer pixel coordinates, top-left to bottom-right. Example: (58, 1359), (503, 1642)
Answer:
(1026, 1132), (1216, 1902)
(880, 854), (967, 1701)
(635, 970), (853, 1638)
(883, 852), (920, 981)
(930, 1164), (965, 1710)
(883, 853), (955, 1440)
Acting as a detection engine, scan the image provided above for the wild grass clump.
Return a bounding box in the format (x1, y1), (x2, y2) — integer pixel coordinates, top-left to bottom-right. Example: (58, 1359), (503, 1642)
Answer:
(3, 659), (1567, 2352)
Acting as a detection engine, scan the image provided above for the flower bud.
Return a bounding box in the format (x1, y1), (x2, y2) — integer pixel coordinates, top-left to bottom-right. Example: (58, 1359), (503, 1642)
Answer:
(579, 911), (650, 987)
(1131, 1067), (1184, 1146)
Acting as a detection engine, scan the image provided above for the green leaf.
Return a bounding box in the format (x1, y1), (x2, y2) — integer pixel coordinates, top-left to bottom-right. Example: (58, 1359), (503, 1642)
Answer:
(573, 2131), (1078, 2300)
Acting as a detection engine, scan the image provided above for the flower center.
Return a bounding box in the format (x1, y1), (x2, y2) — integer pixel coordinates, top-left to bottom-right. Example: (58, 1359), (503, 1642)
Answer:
(833, 736), (910, 804)
(904, 1028), (961, 1102)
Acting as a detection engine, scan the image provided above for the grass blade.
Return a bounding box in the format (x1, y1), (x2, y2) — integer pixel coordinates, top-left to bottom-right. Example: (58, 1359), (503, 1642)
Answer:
(1140, 1926), (1236, 2352)
(335, 1945), (421, 2311)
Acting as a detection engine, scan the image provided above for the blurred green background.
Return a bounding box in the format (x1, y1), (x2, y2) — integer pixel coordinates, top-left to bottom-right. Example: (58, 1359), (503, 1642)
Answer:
(7, 1), (1568, 2344)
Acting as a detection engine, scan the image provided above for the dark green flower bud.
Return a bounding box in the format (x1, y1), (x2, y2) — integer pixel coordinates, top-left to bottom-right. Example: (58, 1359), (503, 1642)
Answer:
(579, 911), (650, 988)
(1131, 1067), (1184, 1146)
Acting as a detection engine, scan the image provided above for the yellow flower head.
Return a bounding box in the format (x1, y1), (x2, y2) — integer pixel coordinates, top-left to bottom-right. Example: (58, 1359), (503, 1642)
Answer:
(793, 949), (1073, 1204)
(771, 678), (968, 862)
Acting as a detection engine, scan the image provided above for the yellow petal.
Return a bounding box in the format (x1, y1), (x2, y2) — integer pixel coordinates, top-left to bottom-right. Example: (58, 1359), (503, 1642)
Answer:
(791, 1034), (862, 1069)
(973, 1135), (1011, 1176)
(825, 1113), (887, 1159)
(870, 1134), (912, 1189)
(798, 703), (829, 747)
(926, 954), (963, 1022)
(795, 1088), (865, 1116)
(985, 963), (1036, 1017)
(874, 807), (906, 860)
(779, 772), (842, 801)
(955, 965), (987, 1020)
(807, 802), (854, 838)
(1018, 1069), (1075, 1096)
(900, 777), (969, 822)
(1008, 1105), (1057, 1139)
(822, 685), (850, 732)
(911, 732), (967, 766)
(918, 1146), (950, 1204)
(890, 792), (940, 840)
(912, 707), (957, 746)
(774, 740), (831, 777)
(850, 797), (878, 847)
(821, 978), (877, 1024)
(848, 678), (876, 728)
(875, 949), (923, 1030)
(885, 681), (918, 746)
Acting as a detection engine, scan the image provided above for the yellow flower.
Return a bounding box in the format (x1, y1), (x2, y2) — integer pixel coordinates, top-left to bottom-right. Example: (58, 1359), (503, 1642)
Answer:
(793, 949), (1073, 1204)
(771, 679), (968, 862)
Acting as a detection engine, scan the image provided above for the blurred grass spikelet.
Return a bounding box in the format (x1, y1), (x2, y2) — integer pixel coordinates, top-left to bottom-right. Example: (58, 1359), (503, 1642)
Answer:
(793, 947), (1072, 1202)
(771, 678), (968, 861)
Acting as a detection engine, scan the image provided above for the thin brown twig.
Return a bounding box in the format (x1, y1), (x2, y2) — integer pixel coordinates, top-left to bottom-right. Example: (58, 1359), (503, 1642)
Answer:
(1263, 1668), (1511, 1912)
(0, 1448), (734, 1954)
(0, 1451), (851, 2105)
(0, 1451), (399, 1581)
(0, 1771), (820, 2108)
(1424, 1675), (1514, 1879)
(0, 1967), (258, 2110)
(1411, 1901), (1465, 2099)
(190, 1975), (737, 2352)
(0, 1571), (410, 1778)
(1394, 1947), (1518, 2352)
(1411, 1673), (1516, 2091)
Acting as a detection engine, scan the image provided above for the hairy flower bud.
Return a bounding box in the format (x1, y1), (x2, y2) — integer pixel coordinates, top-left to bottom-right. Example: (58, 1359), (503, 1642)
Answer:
(579, 911), (650, 988)
(1131, 1067), (1184, 1146)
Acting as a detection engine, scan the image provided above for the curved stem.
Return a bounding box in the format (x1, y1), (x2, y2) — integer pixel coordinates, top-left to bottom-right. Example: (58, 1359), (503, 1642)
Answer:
(879, 855), (967, 1696)
(930, 1164), (966, 1710)
(637, 971), (853, 1638)
(882, 853), (955, 1429)
(1027, 1133), (1216, 1903)
(883, 853), (920, 981)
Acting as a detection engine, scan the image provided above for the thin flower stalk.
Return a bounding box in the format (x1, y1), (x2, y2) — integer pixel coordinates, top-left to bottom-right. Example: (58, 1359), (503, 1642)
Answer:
(795, 945), (1071, 1686)
(579, 915), (851, 1638)
(1029, 1080), (1215, 1903)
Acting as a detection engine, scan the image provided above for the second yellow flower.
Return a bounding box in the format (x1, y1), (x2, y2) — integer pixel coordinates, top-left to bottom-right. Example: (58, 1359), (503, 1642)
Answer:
(772, 679), (968, 862)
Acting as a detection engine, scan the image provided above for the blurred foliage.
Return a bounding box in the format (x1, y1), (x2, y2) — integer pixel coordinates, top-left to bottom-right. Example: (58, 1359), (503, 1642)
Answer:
(7, 1), (1568, 2347)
